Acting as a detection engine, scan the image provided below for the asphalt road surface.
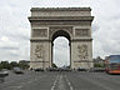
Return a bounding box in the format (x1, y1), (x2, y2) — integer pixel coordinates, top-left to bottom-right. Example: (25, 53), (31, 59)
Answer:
(0, 71), (120, 90)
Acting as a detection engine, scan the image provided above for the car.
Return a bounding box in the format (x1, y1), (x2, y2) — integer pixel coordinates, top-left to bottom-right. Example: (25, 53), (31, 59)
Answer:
(0, 69), (9, 82)
(13, 67), (24, 74)
(34, 68), (44, 72)
(1, 69), (9, 76)
(47, 68), (59, 72)
(47, 68), (55, 71)
(59, 68), (71, 72)
(77, 67), (88, 72)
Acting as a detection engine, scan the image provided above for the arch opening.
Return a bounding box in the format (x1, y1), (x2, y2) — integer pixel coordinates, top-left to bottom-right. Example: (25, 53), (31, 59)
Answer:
(53, 37), (70, 67)
(51, 30), (71, 68)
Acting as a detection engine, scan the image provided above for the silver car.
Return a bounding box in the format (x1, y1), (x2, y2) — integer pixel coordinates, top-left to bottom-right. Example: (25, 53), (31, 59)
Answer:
(0, 69), (9, 82)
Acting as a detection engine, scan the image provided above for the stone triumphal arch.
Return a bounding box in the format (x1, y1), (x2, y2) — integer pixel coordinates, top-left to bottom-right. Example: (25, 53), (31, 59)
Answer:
(28, 7), (94, 69)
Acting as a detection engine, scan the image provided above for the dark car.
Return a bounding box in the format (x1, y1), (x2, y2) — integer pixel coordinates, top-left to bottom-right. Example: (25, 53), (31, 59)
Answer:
(46, 68), (59, 72)
(34, 68), (44, 72)
(77, 67), (87, 72)
(59, 68), (71, 72)
(13, 67), (24, 74)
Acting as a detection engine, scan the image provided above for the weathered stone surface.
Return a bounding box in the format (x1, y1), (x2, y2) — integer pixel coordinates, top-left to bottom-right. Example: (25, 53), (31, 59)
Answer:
(28, 7), (94, 69)
(30, 7), (91, 17)
(75, 29), (89, 37)
(32, 29), (47, 37)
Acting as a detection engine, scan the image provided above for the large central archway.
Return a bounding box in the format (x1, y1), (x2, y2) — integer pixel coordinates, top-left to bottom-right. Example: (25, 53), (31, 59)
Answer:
(51, 30), (71, 68)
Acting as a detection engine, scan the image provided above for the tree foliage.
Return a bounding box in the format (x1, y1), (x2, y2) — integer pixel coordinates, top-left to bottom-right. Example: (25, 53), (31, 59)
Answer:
(93, 56), (105, 68)
(0, 60), (30, 70)
(19, 60), (30, 69)
(94, 63), (105, 67)
(52, 63), (57, 68)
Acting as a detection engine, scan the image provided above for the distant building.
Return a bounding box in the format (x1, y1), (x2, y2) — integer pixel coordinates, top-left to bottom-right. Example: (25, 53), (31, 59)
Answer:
(93, 56), (104, 65)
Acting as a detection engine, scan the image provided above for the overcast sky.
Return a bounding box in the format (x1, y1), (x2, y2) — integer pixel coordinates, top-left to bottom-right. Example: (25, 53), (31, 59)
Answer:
(0, 0), (120, 66)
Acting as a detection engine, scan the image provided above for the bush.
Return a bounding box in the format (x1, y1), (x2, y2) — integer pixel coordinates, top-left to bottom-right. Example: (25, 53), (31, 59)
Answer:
(52, 63), (57, 68)
(94, 63), (105, 68)
(0, 60), (30, 70)
(0, 61), (12, 70)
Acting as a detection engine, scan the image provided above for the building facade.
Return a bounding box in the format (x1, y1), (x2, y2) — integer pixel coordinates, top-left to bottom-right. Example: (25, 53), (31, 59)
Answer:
(28, 7), (94, 69)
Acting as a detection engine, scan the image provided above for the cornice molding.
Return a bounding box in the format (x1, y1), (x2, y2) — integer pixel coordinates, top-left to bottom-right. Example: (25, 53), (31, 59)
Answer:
(28, 16), (94, 22)
(30, 38), (93, 42)
(31, 7), (91, 11)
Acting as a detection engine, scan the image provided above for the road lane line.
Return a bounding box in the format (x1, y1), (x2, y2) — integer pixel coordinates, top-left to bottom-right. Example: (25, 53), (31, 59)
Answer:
(64, 75), (74, 90)
(51, 74), (59, 90)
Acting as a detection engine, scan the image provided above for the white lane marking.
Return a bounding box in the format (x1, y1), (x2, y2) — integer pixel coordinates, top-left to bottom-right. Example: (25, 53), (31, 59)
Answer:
(51, 75), (59, 90)
(64, 75), (74, 90)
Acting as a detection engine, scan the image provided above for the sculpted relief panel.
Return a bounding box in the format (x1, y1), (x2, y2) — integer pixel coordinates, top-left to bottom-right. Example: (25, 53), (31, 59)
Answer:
(32, 29), (47, 37)
(75, 29), (89, 37)
(77, 44), (88, 60)
(34, 44), (44, 59)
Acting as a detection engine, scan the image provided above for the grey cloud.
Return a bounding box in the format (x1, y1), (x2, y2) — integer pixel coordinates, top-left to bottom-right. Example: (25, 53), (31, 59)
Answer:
(9, 53), (19, 57)
(9, 34), (30, 41)
(92, 24), (100, 33)
(0, 47), (19, 50)
(111, 15), (120, 21)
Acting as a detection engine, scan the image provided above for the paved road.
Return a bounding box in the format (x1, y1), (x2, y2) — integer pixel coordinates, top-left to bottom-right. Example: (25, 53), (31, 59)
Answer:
(0, 71), (120, 90)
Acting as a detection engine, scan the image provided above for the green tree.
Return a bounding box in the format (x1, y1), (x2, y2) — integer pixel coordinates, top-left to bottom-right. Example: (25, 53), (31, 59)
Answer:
(19, 60), (30, 69)
(0, 61), (11, 70)
(94, 56), (105, 68)
(52, 63), (57, 68)
(10, 61), (18, 69)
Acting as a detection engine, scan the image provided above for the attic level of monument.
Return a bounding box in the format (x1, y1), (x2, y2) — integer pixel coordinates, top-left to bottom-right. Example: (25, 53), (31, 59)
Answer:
(28, 7), (94, 69)
(30, 7), (92, 17)
(30, 7), (91, 11)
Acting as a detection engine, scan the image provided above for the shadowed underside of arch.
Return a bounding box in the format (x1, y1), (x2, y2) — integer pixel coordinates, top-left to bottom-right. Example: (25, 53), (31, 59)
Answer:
(52, 30), (71, 42)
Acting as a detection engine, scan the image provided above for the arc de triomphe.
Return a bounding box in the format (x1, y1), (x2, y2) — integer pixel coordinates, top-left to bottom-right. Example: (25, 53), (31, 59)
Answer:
(28, 7), (94, 69)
